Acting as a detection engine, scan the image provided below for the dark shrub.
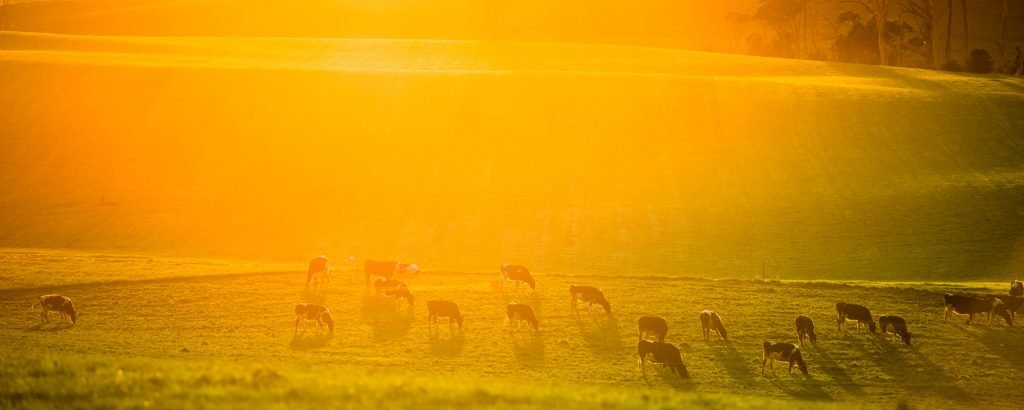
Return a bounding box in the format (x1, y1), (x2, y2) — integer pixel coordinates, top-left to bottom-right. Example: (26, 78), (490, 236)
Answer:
(967, 49), (993, 73)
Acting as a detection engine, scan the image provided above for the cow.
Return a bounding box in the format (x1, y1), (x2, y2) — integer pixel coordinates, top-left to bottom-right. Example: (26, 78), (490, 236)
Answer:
(427, 300), (464, 332)
(762, 342), (808, 375)
(795, 315), (816, 346)
(364, 260), (419, 285)
(836, 302), (876, 333)
(879, 315), (911, 345)
(500, 264), (536, 292)
(294, 303), (334, 336)
(699, 310), (728, 341)
(506, 303), (539, 331)
(638, 316), (668, 342)
(637, 339), (689, 378)
(985, 294), (1024, 320)
(944, 293), (1012, 325)
(32, 295), (77, 325)
(373, 278), (414, 306)
(569, 285), (610, 314)
(1010, 280), (1023, 297)
(306, 255), (329, 288)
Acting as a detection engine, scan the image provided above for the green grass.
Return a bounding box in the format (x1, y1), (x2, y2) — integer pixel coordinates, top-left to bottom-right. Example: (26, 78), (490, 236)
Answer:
(1, 32), (1023, 281)
(2, 249), (1023, 408)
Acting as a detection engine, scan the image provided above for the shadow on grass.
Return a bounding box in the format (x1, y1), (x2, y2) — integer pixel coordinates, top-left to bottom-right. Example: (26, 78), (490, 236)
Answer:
(709, 342), (757, 388)
(849, 332), (975, 404)
(289, 335), (329, 351)
(510, 330), (544, 364)
(25, 323), (73, 332)
(639, 363), (693, 390)
(573, 311), (622, 359)
(955, 323), (1024, 370)
(809, 345), (865, 396)
(429, 331), (465, 358)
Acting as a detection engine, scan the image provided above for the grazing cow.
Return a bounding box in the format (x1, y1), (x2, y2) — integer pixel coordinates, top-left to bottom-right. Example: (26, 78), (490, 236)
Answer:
(985, 294), (1024, 320)
(795, 315), (816, 346)
(32, 295), (77, 325)
(944, 294), (1012, 325)
(836, 302), (877, 333)
(569, 285), (611, 314)
(373, 279), (414, 306)
(762, 342), (808, 375)
(506, 303), (539, 331)
(879, 315), (911, 345)
(637, 340), (689, 378)
(306, 255), (329, 287)
(699, 310), (728, 341)
(638, 316), (668, 342)
(364, 260), (419, 285)
(1012, 280), (1024, 297)
(427, 300), (464, 331)
(500, 264), (536, 291)
(294, 303), (334, 336)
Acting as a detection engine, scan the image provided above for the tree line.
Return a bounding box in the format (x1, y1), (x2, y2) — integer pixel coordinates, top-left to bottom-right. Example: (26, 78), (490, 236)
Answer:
(728, 0), (1023, 75)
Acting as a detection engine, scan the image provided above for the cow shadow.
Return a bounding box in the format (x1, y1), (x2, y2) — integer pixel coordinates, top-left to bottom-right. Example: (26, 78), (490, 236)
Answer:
(765, 372), (831, 401)
(289, 335), (329, 351)
(639, 363), (693, 390)
(372, 306), (415, 342)
(429, 331), (465, 358)
(850, 334), (974, 404)
(709, 342), (757, 387)
(809, 344), (865, 396)
(298, 289), (326, 304)
(955, 323), (1024, 370)
(511, 331), (544, 364)
(573, 311), (622, 358)
(26, 323), (74, 332)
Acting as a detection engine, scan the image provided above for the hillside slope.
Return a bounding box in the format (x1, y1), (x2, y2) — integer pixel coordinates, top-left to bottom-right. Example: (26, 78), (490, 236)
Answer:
(1, 32), (1023, 280)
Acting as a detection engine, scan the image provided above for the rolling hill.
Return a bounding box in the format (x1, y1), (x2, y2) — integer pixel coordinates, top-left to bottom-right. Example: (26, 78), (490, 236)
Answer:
(1, 31), (1023, 280)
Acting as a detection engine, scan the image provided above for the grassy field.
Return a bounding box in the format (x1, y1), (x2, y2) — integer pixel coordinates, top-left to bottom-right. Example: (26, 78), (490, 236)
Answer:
(1, 249), (1023, 408)
(1, 32), (1023, 281)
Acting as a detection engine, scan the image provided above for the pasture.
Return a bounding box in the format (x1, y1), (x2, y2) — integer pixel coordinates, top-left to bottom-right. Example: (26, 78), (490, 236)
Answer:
(1, 250), (1022, 408)
(1, 32), (1024, 281)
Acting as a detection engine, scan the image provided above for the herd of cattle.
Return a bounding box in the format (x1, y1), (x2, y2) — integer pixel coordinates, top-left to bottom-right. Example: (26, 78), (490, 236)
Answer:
(30, 257), (1024, 379)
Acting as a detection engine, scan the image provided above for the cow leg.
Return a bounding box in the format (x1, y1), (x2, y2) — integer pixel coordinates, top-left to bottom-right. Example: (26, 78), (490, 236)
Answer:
(761, 354), (767, 375)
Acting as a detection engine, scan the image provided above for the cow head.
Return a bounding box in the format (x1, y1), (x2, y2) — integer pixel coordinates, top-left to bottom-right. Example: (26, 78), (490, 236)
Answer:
(791, 350), (809, 375)
(62, 300), (78, 325)
(321, 311), (335, 335)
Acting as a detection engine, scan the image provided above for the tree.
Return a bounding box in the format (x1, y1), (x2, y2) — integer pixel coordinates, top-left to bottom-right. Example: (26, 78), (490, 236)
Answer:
(996, 0), (1008, 73)
(960, 0), (970, 64)
(726, 12), (753, 54)
(902, 0), (940, 68)
(944, 0), (954, 65)
(1, 0), (9, 31)
(751, 0), (824, 59)
(842, 0), (893, 65)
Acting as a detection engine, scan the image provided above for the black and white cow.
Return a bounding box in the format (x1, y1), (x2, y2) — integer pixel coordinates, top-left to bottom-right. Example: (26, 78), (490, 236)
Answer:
(294, 303), (334, 336)
(506, 303), (539, 331)
(762, 342), (808, 375)
(699, 310), (727, 341)
(637, 339), (689, 378)
(795, 315), (816, 346)
(569, 285), (610, 314)
(500, 264), (536, 291)
(306, 255), (329, 287)
(427, 300), (463, 332)
(364, 260), (419, 285)
(638, 316), (668, 342)
(944, 294), (1012, 325)
(836, 302), (876, 333)
(879, 315), (911, 345)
